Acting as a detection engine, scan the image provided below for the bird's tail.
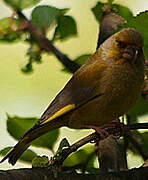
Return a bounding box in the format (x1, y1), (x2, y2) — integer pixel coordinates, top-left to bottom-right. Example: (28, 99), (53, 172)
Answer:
(0, 118), (65, 165)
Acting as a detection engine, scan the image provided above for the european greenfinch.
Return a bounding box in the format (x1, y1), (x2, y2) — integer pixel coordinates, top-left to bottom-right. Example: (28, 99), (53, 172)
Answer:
(1, 28), (145, 165)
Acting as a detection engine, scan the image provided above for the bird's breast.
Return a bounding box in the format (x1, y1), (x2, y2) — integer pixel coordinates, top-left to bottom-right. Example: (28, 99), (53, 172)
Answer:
(67, 62), (144, 129)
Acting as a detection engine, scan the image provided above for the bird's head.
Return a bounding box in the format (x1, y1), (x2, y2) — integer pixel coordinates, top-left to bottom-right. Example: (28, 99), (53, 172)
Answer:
(99, 28), (144, 65)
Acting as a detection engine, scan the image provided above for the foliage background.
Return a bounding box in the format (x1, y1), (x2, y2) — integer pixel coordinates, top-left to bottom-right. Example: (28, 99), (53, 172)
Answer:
(0, 0), (147, 170)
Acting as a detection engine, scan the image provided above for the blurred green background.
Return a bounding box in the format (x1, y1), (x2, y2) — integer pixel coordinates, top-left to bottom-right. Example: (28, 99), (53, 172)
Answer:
(0, 0), (147, 169)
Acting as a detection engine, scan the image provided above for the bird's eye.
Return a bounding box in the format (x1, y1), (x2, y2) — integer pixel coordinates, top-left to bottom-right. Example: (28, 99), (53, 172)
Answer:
(118, 40), (127, 48)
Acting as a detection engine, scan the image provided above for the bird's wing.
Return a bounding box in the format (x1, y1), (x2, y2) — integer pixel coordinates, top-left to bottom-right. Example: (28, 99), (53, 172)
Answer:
(39, 57), (107, 125)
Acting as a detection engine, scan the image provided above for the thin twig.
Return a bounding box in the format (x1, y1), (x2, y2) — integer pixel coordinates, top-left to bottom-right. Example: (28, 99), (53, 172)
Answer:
(123, 114), (131, 168)
(16, 11), (80, 73)
(126, 114), (148, 160)
(49, 123), (148, 166)
(127, 133), (148, 160)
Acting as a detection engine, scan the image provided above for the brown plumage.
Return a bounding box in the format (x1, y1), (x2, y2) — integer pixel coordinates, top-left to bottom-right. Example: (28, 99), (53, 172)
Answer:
(1, 28), (145, 165)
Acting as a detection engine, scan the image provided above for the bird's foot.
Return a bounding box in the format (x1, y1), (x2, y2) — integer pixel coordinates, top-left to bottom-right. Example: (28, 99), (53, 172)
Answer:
(85, 125), (109, 140)
(105, 121), (128, 137)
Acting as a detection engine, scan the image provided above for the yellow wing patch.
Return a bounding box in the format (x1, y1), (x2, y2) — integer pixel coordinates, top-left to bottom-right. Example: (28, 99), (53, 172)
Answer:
(41, 104), (75, 124)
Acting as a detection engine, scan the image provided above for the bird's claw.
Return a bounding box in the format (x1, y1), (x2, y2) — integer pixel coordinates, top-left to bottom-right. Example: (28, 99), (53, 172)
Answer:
(85, 125), (109, 141)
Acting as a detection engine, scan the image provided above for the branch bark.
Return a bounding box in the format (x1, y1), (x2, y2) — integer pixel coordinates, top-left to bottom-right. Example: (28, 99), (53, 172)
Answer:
(16, 11), (80, 73)
(126, 114), (148, 160)
(96, 3), (126, 49)
(126, 133), (148, 160)
(95, 3), (129, 172)
(0, 166), (147, 180)
(95, 3), (148, 171)
(0, 122), (147, 179)
(49, 123), (148, 166)
(95, 135), (128, 172)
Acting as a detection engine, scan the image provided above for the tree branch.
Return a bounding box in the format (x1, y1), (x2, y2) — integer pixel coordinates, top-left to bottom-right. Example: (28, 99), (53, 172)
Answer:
(94, 4), (129, 171)
(96, 3), (125, 50)
(126, 133), (148, 160)
(126, 114), (148, 160)
(0, 165), (147, 179)
(49, 123), (148, 166)
(16, 11), (80, 73)
(94, 3), (148, 170)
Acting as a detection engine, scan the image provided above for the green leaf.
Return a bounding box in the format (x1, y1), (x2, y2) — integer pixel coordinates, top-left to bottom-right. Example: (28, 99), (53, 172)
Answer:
(56, 138), (70, 154)
(54, 15), (77, 41)
(31, 5), (69, 33)
(7, 115), (60, 150)
(0, 17), (21, 42)
(143, 45), (148, 59)
(129, 98), (148, 118)
(74, 54), (91, 65)
(62, 54), (91, 73)
(21, 61), (33, 74)
(7, 115), (38, 140)
(91, 3), (133, 23)
(125, 11), (148, 58)
(108, 0), (115, 4)
(0, 147), (37, 163)
(33, 128), (59, 150)
(140, 132), (148, 155)
(4, 0), (41, 10)
(86, 155), (97, 173)
(63, 146), (94, 167)
(112, 4), (133, 21)
(32, 155), (49, 167)
(21, 44), (42, 74)
(91, 2), (104, 22)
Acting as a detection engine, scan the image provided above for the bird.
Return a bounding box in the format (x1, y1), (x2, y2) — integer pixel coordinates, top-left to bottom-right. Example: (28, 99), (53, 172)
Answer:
(0, 28), (145, 165)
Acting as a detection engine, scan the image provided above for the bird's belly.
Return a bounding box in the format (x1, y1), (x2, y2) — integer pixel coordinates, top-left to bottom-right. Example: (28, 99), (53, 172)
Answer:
(67, 63), (144, 129)
(67, 97), (113, 128)
(67, 83), (141, 129)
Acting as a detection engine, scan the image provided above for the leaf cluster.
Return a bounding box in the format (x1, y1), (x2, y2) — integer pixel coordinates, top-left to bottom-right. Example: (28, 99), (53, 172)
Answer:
(1, 0), (77, 73)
